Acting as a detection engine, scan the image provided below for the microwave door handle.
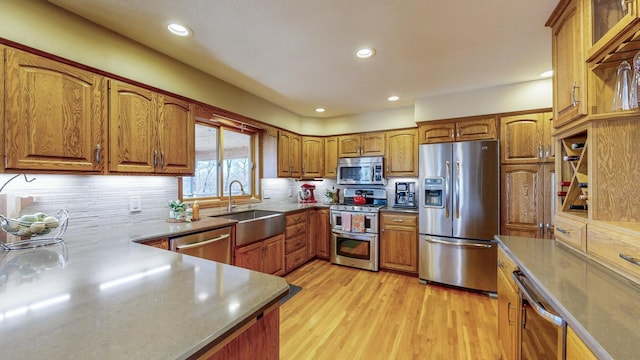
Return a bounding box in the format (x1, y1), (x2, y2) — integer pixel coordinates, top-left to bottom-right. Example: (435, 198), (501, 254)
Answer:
(512, 271), (563, 326)
(445, 161), (450, 218)
(455, 161), (460, 219)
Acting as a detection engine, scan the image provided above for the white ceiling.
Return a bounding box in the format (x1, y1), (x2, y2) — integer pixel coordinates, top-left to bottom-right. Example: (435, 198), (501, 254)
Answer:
(48, 0), (558, 118)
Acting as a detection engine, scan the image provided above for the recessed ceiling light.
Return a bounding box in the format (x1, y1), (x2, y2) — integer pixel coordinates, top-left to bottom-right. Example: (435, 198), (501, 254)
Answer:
(315, 108), (326, 113)
(387, 96), (399, 102)
(355, 47), (376, 59)
(167, 23), (192, 37)
(540, 70), (553, 78)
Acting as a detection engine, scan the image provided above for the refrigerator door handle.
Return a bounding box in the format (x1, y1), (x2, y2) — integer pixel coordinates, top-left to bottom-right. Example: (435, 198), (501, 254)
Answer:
(423, 236), (493, 248)
(455, 161), (461, 219)
(445, 161), (451, 218)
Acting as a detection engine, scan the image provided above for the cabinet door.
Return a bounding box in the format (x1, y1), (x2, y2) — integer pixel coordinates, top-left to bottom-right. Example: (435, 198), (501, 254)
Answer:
(306, 210), (317, 260)
(324, 136), (338, 178)
(455, 117), (497, 141)
(277, 131), (292, 177)
(234, 241), (263, 272)
(301, 136), (323, 178)
(109, 80), (157, 173)
(542, 112), (555, 162)
(361, 132), (385, 156)
(338, 135), (361, 157)
(500, 164), (545, 238)
(497, 269), (520, 360)
(263, 234), (285, 276)
(566, 326), (597, 360)
(380, 216), (418, 273)
(315, 209), (331, 259)
(419, 121), (455, 144)
(157, 95), (194, 174)
(500, 113), (545, 164)
(5, 48), (106, 172)
(289, 133), (302, 177)
(543, 163), (555, 239)
(385, 129), (418, 177)
(551, 0), (587, 128)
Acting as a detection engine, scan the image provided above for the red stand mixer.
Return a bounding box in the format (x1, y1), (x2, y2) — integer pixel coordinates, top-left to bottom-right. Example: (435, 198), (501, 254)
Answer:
(299, 184), (317, 203)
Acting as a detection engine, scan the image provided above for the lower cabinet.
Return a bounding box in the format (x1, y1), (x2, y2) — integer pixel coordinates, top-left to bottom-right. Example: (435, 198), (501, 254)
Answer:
(497, 246), (520, 360)
(380, 212), (418, 274)
(315, 209), (331, 259)
(235, 234), (285, 276)
(566, 326), (597, 360)
(139, 237), (169, 250)
(284, 210), (308, 273)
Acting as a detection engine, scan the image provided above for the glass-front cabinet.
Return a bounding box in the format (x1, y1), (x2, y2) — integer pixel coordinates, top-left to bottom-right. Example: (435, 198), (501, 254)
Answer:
(591, 0), (638, 47)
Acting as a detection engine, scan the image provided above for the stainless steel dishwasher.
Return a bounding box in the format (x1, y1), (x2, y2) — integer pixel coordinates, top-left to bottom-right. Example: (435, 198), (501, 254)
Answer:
(169, 226), (232, 264)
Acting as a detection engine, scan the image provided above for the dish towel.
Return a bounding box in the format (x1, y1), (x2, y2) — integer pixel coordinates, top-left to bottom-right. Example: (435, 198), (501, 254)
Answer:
(342, 212), (352, 232)
(352, 214), (365, 233)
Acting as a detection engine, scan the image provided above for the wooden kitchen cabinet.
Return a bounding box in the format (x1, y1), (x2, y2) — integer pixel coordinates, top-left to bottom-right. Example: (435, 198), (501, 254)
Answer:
(380, 212), (418, 274)
(547, 0), (587, 129)
(139, 237), (169, 250)
(500, 163), (555, 239)
(284, 210), (308, 273)
(500, 110), (554, 164)
(4, 47), (107, 172)
(566, 326), (597, 360)
(418, 116), (497, 144)
(324, 136), (338, 178)
(497, 247), (520, 360)
(315, 208), (331, 259)
(301, 136), (323, 178)
(306, 209), (317, 260)
(385, 128), (419, 177)
(277, 130), (302, 177)
(109, 80), (194, 175)
(235, 234), (284, 276)
(338, 132), (385, 157)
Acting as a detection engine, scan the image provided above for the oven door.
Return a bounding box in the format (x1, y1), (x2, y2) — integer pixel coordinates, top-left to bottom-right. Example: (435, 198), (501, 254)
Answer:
(330, 230), (378, 271)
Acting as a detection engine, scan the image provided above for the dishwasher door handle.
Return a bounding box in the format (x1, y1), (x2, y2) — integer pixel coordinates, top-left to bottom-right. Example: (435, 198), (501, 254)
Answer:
(175, 234), (230, 250)
(512, 270), (563, 326)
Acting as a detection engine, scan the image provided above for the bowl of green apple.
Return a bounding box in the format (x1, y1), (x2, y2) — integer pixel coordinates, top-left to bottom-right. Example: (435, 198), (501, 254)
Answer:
(0, 209), (69, 250)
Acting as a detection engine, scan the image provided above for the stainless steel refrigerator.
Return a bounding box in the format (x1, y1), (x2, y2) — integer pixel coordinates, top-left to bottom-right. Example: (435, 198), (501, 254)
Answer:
(418, 139), (499, 293)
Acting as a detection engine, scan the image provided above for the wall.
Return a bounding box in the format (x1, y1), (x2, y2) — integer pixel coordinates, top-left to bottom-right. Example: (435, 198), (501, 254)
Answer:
(415, 78), (552, 121)
(0, 0), (301, 131)
(301, 106), (416, 136)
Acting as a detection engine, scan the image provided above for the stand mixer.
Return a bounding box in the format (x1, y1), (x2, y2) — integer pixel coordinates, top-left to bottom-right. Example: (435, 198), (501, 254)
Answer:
(299, 184), (317, 203)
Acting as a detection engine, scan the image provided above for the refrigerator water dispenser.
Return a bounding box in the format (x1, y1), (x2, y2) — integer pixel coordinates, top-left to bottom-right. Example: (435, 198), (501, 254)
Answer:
(423, 177), (444, 208)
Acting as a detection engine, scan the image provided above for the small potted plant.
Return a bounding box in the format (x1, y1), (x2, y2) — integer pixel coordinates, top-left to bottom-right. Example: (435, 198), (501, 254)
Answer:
(325, 189), (335, 204)
(168, 200), (186, 219)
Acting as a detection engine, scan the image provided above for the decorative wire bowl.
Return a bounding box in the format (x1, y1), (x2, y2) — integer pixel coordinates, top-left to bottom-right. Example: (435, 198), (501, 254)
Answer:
(0, 209), (69, 251)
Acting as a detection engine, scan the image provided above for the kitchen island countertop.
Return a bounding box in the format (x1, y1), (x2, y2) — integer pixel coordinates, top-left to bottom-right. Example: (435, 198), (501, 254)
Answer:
(0, 216), (289, 360)
(497, 235), (640, 360)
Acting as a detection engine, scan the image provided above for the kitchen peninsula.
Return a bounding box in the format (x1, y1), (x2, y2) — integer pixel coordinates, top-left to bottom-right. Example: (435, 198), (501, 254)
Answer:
(0, 217), (289, 360)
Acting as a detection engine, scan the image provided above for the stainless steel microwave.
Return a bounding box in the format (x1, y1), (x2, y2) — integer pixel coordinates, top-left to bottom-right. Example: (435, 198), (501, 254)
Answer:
(337, 156), (385, 185)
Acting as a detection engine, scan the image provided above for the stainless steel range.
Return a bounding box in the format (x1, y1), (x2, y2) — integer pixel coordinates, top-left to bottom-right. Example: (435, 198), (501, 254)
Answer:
(330, 188), (386, 271)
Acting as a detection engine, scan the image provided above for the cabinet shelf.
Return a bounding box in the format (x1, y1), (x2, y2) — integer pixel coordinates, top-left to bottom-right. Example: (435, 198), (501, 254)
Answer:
(559, 132), (589, 218)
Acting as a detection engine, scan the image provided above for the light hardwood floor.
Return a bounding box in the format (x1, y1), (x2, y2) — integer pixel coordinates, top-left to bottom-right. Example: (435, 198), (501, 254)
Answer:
(281, 260), (503, 360)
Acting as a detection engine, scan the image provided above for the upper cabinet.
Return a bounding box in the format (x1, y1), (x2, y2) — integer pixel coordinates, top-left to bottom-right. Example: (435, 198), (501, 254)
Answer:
(418, 116), (497, 144)
(338, 132), (385, 157)
(548, 0), (587, 128)
(301, 136), (323, 178)
(385, 128), (418, 177)
(4, 48), (107, 172)
(277, 130), (301, 177)
(500, 111), (554, 164)
(323, 136), (338, 178)
(109, 80), (194, 175)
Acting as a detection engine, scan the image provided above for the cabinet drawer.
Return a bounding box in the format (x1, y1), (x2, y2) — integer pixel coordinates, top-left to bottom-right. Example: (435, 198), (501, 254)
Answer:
(285, 211), (307, 226)
(285, 222), (307, 238)
(497, 246), (518, 288)
(285, 246), (307, 272)
(554, 215), (586, 252)
(285, 234), (306, 254)
(588, 224), (640, 283)
(381, 213), (417, 226)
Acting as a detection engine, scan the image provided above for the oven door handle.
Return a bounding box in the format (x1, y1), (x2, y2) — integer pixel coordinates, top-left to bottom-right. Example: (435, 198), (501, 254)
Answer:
(512, 271), (563, 326)
(332, 229), (375, 239)
(175, 234), (230, 250)
(423, 236), (492, 248)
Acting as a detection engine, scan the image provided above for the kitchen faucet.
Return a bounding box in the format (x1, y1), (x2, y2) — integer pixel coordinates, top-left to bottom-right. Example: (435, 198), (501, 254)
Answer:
(228, 180), (245, 212)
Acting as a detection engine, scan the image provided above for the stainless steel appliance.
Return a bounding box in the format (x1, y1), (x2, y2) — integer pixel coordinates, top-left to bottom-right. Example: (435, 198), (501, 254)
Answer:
(393, 181), (417, 208)
(418, 140), (499, 293)
(330, 188), (387, 271)
(170, 226), (232, 264)
(336, 156), (385, 185)
(513, 271), (565, 359)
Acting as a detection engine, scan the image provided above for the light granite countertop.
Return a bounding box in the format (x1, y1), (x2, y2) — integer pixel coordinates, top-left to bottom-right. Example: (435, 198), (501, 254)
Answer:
(497, 235), (640, 360)
(0, 216), (289, 360)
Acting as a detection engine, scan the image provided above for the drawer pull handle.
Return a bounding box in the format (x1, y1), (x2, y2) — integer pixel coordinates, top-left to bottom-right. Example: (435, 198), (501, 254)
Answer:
(619, 253), (640, 266)
(392, 219), (405, 222)
(555, 227), (570, 235)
